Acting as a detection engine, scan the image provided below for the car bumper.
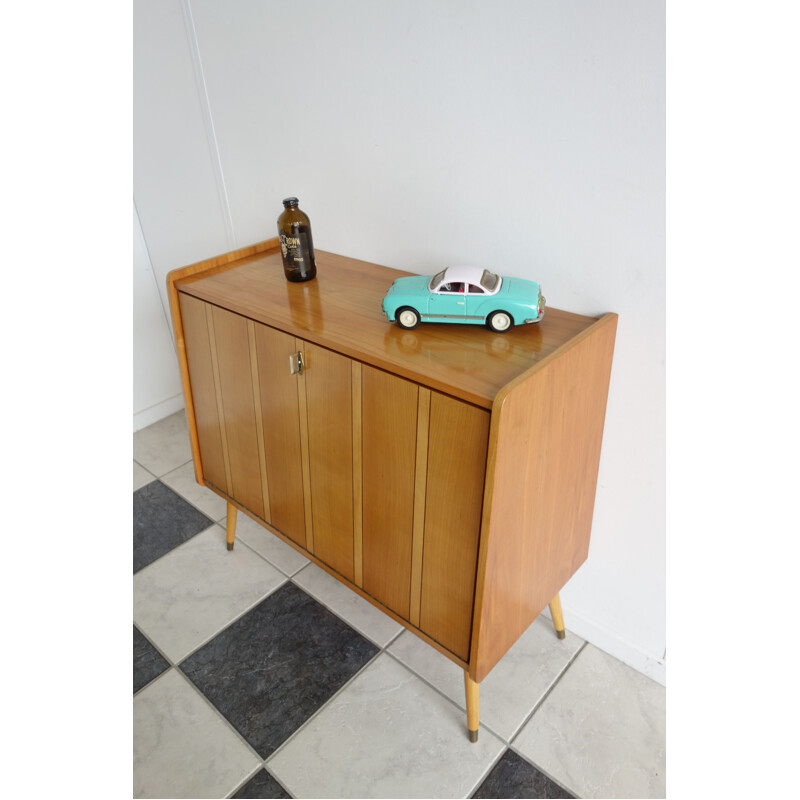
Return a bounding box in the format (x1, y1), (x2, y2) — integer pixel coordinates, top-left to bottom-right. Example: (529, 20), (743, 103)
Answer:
(524, 296), (546, 324)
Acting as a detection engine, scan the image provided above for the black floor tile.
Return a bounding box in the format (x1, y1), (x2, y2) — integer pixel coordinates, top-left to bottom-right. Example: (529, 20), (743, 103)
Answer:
(233, 769), (291, 799)
(179, 582), (378, 758)
(133, 480), (213, 573)
(472, 749), (574, 799)
(133, 625), (170, 694)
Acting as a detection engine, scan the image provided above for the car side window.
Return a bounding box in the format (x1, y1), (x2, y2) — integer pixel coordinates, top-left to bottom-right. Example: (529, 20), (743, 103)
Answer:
(468, 284), (484, 294)
(439, 282), (465, 293)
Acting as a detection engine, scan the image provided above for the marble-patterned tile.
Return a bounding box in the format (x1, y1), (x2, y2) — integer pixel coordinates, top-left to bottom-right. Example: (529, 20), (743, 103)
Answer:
(236, 513), (310, 576)
(133, 480), (214, 573)
(181, 582), (378, 758)
(389, 616), (584, 741)
(160, 460), (229, 521)
(133, 525), (286, 663)
(268, 653), (505, 799)
(133, 460), (156, 491)
(472, 749), (574, 799)
(133, 668), (261, 799)
(293, 562), (403, 647)
(513, 644), (666, 799)
(133, 625), (170, 694)
(232, 768), (292, 799)
(132, 410), (192, 477)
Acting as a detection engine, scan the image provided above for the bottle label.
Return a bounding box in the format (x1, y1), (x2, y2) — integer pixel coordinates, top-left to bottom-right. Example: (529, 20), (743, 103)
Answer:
(280, 230), (314, 274)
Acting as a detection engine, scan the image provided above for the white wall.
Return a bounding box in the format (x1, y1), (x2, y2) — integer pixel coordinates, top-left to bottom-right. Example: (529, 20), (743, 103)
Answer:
(133, 203), (185, 430)
(133, 0), (665, 683)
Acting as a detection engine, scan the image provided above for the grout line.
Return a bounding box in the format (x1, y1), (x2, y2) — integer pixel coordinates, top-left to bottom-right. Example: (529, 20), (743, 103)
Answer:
(507, 640), (588, 749)
(506, 743), (581, 800)
(263, 646), (384, 766)
(466, 745), (510, 800)
(503, 640), (589, 799)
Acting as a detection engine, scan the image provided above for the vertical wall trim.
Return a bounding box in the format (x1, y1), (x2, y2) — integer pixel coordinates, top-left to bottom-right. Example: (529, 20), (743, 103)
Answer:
(134, 200), (178, 358)
(180, 0), (237, 249)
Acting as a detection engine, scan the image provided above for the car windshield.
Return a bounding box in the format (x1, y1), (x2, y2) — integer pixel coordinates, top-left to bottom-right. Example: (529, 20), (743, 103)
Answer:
(480, 270), (500, 292)
(429, 270), (447, 290)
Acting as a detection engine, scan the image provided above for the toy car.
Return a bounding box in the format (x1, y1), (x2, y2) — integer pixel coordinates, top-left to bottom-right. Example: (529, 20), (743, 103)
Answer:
(382, 266), (545, 333)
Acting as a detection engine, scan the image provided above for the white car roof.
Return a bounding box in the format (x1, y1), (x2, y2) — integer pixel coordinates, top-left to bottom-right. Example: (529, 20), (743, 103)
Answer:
(441, 265), (490, 285)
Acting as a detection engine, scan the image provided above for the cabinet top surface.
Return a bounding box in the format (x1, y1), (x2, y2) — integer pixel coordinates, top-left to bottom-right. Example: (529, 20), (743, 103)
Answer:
(176, 248), (602, 408)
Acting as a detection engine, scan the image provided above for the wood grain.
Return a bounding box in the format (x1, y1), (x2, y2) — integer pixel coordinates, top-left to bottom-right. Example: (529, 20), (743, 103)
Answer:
(470, 313), (618, 682)
(171, 242), (617, 691)
(361, 365), (419, 620)
(248, 321), (272, 524)
(209, 306), (265, 518)
(178, 294), (228, 492)
(409, 388), (431, 627)
(419, 393), (490, 661)
(176, 249), (598, 409)
(166, 238), (281, 482)
(303, 341), (355, 582)
(352, 362), (364, 587)
(252, 322), (307, 548)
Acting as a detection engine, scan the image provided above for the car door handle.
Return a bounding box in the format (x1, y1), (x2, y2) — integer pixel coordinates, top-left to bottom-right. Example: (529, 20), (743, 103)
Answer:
(456, 301), (465, 305)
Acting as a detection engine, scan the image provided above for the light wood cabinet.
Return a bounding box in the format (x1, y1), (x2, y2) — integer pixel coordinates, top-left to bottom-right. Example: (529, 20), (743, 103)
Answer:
(168, 239), (617, 741)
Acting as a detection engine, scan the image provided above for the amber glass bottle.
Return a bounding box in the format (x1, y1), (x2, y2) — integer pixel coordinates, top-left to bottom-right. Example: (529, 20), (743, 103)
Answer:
(277, 197), (317, 282)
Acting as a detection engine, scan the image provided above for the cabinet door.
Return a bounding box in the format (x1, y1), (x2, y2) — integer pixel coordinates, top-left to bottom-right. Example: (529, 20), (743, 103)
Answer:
(208, 305), (265, 518)
(361, 366), (419, 619)
(179, 295), (265, 519)
(419, 394), (489, 661)
(179, 294), (227, 493)
(302, 342), (355, 582)
(252, 322), (306, 548)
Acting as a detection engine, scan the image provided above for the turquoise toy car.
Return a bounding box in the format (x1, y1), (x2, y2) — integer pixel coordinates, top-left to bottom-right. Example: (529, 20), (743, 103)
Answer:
(382, 266), (545, 333)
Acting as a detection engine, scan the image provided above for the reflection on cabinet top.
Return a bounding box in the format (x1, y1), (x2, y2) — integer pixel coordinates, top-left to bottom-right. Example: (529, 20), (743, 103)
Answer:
(175, 245), (600, 409)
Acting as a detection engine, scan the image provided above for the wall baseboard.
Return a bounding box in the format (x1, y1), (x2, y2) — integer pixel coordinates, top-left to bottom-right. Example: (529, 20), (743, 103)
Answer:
(543, 605), (666, 686)
(134, 395), (185, 433)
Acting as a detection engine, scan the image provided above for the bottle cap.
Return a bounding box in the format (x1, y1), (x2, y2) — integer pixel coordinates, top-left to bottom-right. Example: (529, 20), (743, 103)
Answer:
(282, 197), (299, 207)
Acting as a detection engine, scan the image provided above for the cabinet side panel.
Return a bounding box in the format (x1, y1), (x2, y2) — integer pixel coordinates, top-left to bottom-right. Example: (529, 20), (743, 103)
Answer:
(253, 322), (307, 548)
(472, 315), (618, 682)
(361, 366), (418, 620)
(210, 306), (265, 518)
(178, 294), (227, 491)
(304, 342), (354, 582)
(420, 394), (490, 661)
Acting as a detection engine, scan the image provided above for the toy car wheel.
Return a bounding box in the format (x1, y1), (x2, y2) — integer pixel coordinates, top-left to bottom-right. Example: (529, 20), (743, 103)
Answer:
(487, 310), (513, 333)
(396, 307), (421, 330)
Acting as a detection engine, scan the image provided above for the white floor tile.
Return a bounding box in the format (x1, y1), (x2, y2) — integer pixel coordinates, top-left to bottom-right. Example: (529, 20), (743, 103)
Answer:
(133, 460), (156, 492)
(133, 669), (260, 799)
(268, 653), (504, 799)
(513, 644), (666, 799)
(160, 460), (229, 521)
(292, 563), (404, 648)
(236, 513), (310, 576)
(133, 411), (192, 477)
(133, 525), (286, 662)
(389, 616), (584, 741)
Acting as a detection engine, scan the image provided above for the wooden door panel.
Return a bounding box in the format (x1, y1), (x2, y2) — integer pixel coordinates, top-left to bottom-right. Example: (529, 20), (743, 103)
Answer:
(303, 342), (354, 581)
(420, 394), (490, 660)
(209, 306), (264, 518)
(361, 366), (418, 619)
(179, 294), (228, 492)
(253, 322), (306, 548)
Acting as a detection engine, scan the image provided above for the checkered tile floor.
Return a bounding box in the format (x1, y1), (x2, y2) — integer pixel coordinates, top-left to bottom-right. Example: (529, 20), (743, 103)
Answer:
(133, 411), (666, 799)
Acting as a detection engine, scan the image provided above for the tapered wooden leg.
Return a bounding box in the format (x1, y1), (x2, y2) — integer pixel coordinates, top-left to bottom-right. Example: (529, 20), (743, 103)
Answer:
(226, 503), (238, 551)
(549, 593), (566, 639)
(464, 671), (479, 743)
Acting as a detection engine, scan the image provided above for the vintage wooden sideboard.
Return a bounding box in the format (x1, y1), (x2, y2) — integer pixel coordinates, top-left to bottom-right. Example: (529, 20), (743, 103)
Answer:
(166, 238), (617, 742)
